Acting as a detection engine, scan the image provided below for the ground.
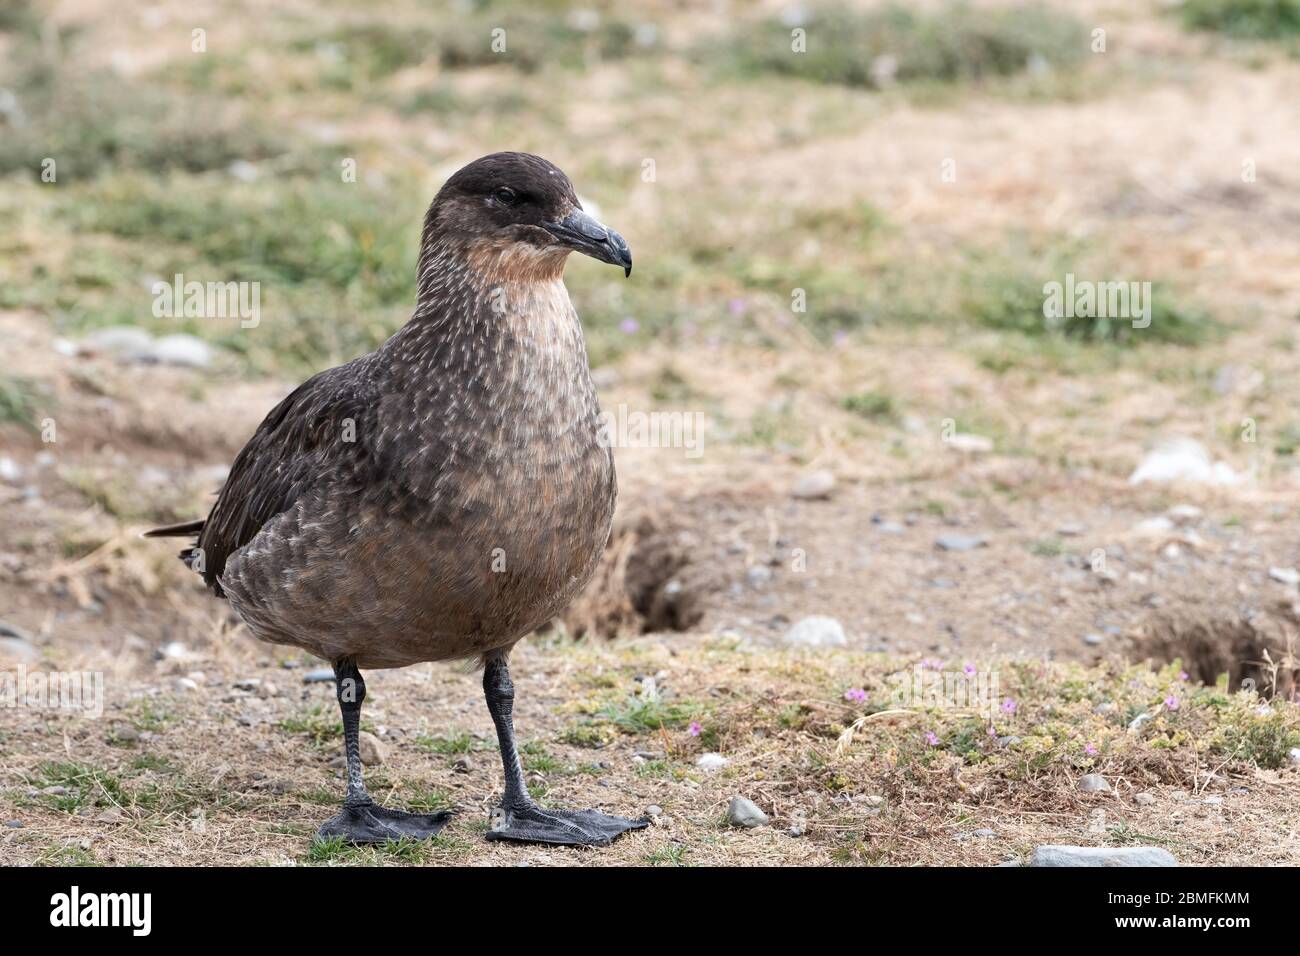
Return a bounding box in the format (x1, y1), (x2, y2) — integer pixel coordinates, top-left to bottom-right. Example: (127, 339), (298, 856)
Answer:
(2, 0), (1300, 865)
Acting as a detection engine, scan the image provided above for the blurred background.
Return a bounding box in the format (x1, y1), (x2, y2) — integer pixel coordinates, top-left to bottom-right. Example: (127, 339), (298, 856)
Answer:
(2, 0), (1300, 866)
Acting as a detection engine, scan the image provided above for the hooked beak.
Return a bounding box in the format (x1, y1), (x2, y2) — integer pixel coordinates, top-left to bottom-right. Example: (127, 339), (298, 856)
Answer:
(543, 208), (632, 277)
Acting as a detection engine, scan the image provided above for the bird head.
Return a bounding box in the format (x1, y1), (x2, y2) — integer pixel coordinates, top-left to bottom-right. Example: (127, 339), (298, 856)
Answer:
(424, 152), (632, 282)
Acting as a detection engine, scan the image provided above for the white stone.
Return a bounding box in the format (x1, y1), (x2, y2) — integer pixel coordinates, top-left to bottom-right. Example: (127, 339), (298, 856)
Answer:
(782, 615), (847, 648)
(1129, 438), (1242, 486)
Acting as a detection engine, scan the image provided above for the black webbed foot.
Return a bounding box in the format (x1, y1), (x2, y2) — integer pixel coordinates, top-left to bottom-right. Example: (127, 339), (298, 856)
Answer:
(485, 802), (649, 846)
(318, 801), (453, 844)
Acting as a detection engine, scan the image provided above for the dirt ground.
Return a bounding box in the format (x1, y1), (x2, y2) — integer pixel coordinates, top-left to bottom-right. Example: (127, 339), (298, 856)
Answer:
(3, 0), (1300, 865)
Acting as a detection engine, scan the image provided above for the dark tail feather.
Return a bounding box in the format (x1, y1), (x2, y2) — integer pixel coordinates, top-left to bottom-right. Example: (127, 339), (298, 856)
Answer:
(142, 519), (205, 539)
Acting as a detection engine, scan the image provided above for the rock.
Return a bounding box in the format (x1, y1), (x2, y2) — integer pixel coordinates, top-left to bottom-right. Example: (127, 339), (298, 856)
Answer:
(1128, 438), (1241, 486)
(0, 457), (21, 483)
(227, 159), (259, 182)
(303, 668), (335, 683)
(746, 565), (772, 588)
(41, 786), (68, 797)
(1077, 773), (1110, 792)
(233, 678), (262, 691)
(645, 805), (663, 819)
(1289, 747), (1300, 765)
(726, 796), (768, 828)
(451, 755), (473, 774)
(1083, 633), (1104, 646)
(1132, 516), (1174, 537)
(160, 641), (194, 661)
(1203, 795), (1223, 805)
(1029, 845), (1177, 867)
(1057, 522), (1086, 537)
(791, 470), (836, 500)
(1269, 567), (1300, 587)
(782, 615), (847, 648)
(1128, 713), (1153, 732)
(81, 325), (155, 361)
(357, 731), (385, 766)
(1166, 504), (1203, 525)
(95, 808), (127, 824)
(5, 819), (23, 828)
(875, 521), (905, 534)
(171, 677), (200, 693)
(946, 433), (993, 454)
(0, 635), (39, 662)
(696, 752), (728, 772)
(1134, 792), (1156, 806)
(935, 534), (988, 552)
(149, 334), (213, 369)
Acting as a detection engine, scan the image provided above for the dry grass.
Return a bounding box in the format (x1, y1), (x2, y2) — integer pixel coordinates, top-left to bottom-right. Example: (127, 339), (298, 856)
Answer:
(2, 631), (1297, 866)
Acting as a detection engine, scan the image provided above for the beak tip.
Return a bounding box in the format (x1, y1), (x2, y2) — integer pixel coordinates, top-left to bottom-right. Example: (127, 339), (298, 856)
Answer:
(624, 264), (632, 278)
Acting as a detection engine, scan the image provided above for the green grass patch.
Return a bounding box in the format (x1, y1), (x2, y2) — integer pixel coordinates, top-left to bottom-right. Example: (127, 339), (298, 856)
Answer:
(0, 375), (43, 432)
(1178, 0), (1300, 38)
(711, 2), (1087, 91)
(414, 731), (491, 754)
(0, 57), (284, 179)
(842, 390), (897, 422)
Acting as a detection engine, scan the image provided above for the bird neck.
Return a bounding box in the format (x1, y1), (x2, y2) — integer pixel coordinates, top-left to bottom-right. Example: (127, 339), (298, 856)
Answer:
(389, 243), (595, 406)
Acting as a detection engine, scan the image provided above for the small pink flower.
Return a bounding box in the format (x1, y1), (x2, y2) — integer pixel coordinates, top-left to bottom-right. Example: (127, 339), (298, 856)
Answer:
(619, 317), (640, 334)
(1001, 698), (1017, 714)
(1085, 743), (1098, 756)
(687, 721), (702, 737)
(844, 687), (867, 703)
(963, 663), (976, 677)
(1178, 671), (1189, 682)
(922, 658), (943, 672)
(987, 724), (997, 737)
(924, 731), (940, 746)
(728, 298), (747, 317)
(1164, 695), (1180, 711)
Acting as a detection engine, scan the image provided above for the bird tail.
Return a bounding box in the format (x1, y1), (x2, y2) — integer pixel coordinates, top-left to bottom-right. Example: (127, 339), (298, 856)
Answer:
(142, 519), (205, 539)
(142, 519), (206, 572)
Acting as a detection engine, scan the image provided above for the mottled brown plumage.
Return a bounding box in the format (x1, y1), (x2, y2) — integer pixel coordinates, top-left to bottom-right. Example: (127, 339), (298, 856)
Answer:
(150, 152), (626, 669)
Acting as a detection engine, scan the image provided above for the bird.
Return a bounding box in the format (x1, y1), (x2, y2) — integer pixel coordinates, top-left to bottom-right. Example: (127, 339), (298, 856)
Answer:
(145, 152), (647, 847)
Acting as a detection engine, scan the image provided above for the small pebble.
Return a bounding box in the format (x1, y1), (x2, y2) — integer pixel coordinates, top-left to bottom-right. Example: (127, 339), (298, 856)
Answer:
(1077, 773), (1110, 792)
(357, 731), (385, 766)
(726, 795), (769, 829)
(790, 470), (836, 500)
(935, 534), (988, 552)
(696, 753), (728, 772)
(782, 615), (847, 648)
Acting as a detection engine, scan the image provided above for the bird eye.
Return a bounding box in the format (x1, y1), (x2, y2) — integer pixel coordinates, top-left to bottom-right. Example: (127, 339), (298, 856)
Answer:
(493, 187), (518, 206)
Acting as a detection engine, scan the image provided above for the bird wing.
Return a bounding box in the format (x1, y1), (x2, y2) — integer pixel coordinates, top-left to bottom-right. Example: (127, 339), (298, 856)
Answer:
(191, 362), (377, 596)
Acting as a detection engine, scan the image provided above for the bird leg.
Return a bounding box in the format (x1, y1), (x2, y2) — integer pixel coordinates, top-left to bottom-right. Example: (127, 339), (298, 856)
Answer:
(482, 652), (649, 846)
(316, 658), (452, 844)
